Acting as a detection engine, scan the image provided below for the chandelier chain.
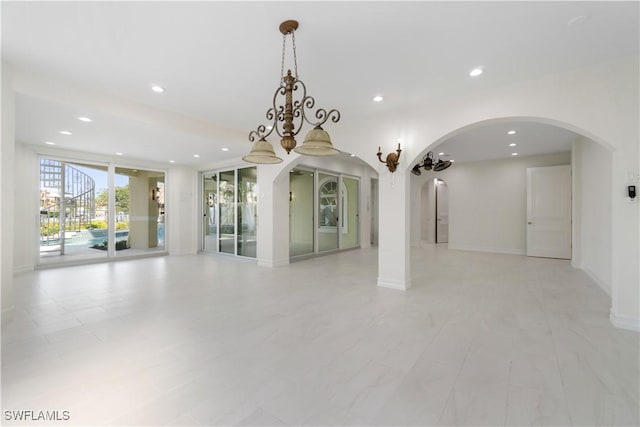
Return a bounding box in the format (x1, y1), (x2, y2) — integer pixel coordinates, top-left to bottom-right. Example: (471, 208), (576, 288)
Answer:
(280, 33), (286, 84)
(291, 30), (298, 78)
(280, 29), (299, 84)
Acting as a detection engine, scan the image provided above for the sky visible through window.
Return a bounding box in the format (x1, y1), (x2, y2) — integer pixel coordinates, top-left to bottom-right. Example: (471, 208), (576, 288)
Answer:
(73, 165), (129, 193)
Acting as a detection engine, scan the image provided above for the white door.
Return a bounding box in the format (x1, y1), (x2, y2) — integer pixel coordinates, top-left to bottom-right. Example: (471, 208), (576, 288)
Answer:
(436, 179), (449, 243)
(526, 165), (571, 259)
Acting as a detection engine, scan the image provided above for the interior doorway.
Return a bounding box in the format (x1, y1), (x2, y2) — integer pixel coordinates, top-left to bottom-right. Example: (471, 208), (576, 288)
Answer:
(435, 179), (449, 244)
(526, 165), (571, 259)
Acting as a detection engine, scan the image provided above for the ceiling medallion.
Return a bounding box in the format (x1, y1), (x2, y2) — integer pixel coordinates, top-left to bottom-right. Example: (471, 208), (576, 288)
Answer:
(243, 20), (341, 164)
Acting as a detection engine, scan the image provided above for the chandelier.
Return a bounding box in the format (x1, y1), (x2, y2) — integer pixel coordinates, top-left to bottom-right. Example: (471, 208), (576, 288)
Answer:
(243, 20), (341, 164)
(411, 152), (452, 176)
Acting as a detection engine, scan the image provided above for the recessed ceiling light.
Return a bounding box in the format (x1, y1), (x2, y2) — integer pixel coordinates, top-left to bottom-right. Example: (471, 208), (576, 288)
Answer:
(438, 152), (445, 156)
(115, 152), (123, 156)
(44, 141), (56, 145)
(59, 130), (72, 135)
(469, 67), (484, 77)
(373, 95), (384, 102)
(507, 130), (517, 135)
(512, 152), (518, 156)
(77, 116), (92, 122)
(193, 154), (200, 158)
(350, 154), (356, 157)
(221, 147), (229, 152)
(509, 143), (517, 147)
(151, 85), (165, 93)
(169, 160), (175, 163)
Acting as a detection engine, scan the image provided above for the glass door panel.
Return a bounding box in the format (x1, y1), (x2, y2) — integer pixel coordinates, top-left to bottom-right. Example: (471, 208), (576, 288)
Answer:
(39, 158), (108, 263)
(219, 170), (236, 254)
(318, 172), (339, 252)
(203, 173), (218, 252)
(237, 167), (257, 258)
(114, 167), (165, 256)
(289, 169), (315, 257)
(341, 177), (359, 249)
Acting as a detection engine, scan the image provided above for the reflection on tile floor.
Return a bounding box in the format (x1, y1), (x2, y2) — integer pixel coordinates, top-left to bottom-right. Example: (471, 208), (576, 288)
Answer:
(2, 245), (638, 426)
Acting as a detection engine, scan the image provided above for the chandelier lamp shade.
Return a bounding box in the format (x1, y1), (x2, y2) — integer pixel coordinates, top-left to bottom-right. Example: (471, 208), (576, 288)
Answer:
(243, 20), (342, 164)
(411, 151), (452, 176)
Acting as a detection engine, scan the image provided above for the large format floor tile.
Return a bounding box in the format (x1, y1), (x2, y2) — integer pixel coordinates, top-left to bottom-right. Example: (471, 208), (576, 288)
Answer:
(2, 246), (638, 426)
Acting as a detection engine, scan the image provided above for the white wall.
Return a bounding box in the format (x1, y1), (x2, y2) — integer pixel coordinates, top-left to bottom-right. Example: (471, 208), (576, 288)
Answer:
(1, 61), (16, 322)
(167, 165), (197, 256)
(338, 56), (638, 330)
(572, 138), (612, 295)
(13, 143), (38, 273)
(411, 152), (571, 255)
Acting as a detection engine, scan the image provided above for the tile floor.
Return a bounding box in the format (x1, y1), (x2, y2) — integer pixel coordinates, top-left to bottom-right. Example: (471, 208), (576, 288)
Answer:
(1, 246), (638, 426)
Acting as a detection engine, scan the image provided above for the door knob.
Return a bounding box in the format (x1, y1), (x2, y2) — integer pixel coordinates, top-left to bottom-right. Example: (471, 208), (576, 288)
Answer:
(528, 221), (533, 225)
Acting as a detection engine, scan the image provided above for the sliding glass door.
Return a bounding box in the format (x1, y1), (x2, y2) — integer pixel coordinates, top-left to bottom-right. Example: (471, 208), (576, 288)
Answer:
(201, 166), (257, 258)
(289, 169), (315, 257)
(219, 170), (236, 254)
(318, 172), (339, 252)
(39, 157), (166, 265)
(341, 176), (359, 249)
(289, 168), (360, 259)
(237, 167), (257, 257)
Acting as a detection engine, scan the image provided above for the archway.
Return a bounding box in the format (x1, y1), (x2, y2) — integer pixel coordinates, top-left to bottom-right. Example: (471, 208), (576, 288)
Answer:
(407, 117), (614, 301)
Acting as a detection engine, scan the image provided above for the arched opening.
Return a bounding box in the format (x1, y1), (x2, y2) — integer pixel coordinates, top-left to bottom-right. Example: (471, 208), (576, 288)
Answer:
(408, 117), (613, 297)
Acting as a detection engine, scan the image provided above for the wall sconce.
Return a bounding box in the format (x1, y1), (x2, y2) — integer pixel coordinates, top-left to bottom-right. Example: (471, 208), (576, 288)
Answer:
(377, 143), (402, 173)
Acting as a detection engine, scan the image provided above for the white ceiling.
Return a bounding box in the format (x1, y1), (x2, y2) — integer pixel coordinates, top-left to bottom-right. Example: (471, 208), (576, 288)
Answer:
(428, 121), (579, 164)
(2, 2), (638, 165)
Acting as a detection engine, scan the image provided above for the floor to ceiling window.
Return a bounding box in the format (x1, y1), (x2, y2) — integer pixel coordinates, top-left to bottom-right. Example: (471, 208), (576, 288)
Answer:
(289, 168), (315, 257)
(289, 167), (360, 259)
(39, 157), (166, 265)
(201, 166), (257, 258)
(114, 167), (165, 257)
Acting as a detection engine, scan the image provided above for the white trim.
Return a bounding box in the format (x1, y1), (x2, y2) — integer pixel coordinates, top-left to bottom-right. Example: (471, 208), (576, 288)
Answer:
(610, 309), (640, 332)
(258, 257), (289, 268)
(377, 277), (411, 290)
(448, 244), (526, 256)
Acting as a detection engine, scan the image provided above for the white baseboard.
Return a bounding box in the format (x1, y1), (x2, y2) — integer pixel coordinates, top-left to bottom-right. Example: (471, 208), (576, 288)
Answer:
(610, 309), (640, 332)
(377, 277), (411, 290)
(14, 264), (34, 275)
(448, 244), (525, 256)
(581, 266), (611, 296)
(258, 257), (289, 268)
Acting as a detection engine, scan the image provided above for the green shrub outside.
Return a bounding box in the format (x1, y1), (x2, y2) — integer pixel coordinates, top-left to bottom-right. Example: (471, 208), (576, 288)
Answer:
(40, 223), (60, 237)
(85, 220), (129, 230)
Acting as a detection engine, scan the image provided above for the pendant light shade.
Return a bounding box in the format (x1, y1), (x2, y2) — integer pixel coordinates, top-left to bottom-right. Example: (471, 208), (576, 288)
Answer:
(242, 138), (283, 164)
(245, 20), (341, 163)
(293, 125), (339, 156)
